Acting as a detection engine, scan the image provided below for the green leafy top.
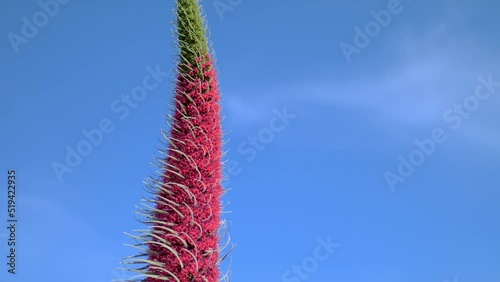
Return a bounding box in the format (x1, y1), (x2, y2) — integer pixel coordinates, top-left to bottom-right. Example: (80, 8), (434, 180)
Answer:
(177, 0), (209, 70)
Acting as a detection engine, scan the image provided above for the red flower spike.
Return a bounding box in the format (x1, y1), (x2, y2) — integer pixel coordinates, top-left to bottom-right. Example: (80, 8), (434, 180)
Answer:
(120, 1), (231, 281)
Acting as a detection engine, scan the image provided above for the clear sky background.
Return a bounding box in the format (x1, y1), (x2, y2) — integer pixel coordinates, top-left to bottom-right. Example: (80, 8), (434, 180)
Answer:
(1, 0), (499, 281)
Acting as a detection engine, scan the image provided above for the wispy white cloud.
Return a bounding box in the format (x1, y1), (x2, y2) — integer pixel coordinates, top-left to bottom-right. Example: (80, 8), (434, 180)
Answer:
(301, 21), (494, 124)
(223, 94), (277, 125)
(287, 16), (500, 151)
(222, 7), (500, 152)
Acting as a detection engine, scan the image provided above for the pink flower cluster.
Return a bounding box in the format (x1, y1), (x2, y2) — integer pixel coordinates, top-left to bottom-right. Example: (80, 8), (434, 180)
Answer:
(147, 54), (223, 282)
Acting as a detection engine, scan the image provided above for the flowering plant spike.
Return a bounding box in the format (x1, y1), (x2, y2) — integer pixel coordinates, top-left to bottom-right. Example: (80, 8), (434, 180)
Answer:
(119, 0), (230, 281)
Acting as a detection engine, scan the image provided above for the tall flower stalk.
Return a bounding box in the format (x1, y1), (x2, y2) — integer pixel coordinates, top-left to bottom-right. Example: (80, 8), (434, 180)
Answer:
(120, 0), (230, 281)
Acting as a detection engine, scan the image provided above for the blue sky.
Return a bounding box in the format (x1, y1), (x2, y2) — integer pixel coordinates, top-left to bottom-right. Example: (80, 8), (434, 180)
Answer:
(1, 0), (499, 281)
